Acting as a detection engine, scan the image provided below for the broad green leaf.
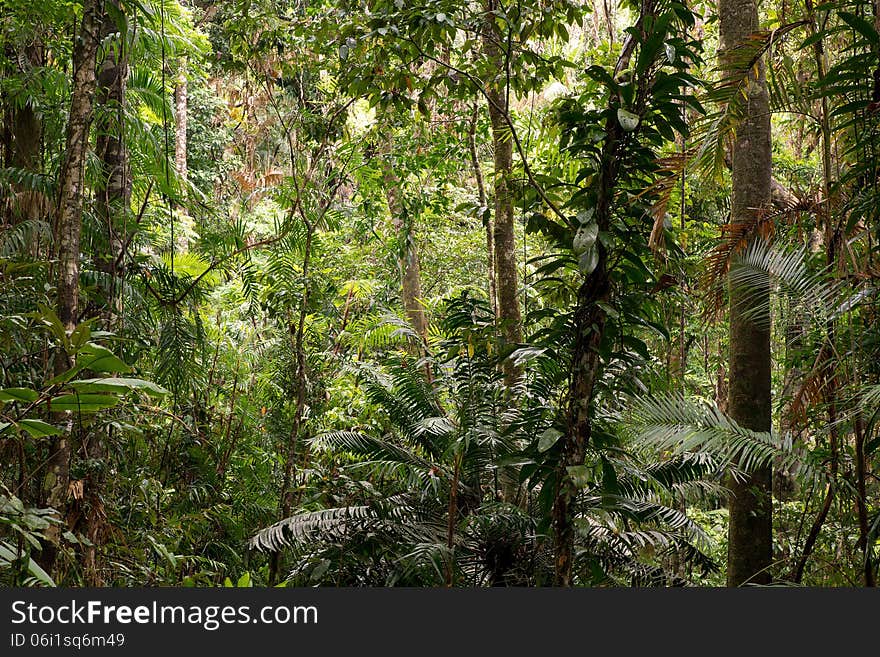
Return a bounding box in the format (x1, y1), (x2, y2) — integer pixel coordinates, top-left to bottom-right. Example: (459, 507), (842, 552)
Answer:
(17, 419), (63, 437)
(69, 322), (92, 349)
(538, 428), (563, 452)
(0, 388), (39, 403)
(75, 344), (132, 374)
(573, 223), (598, 254)
(69, 377), (168, 397)
(48, 394), (119, 412)
(48, 344), (132, 384)
(0, 541), (55, 587)
(576, 208), (595, 225)
(567, 465), (592, 488)
(578, 246), (599, 275)
(617, 108), (640, 131)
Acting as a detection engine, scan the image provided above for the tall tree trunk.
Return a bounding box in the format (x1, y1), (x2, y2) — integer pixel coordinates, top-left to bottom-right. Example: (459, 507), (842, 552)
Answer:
(172, 57), (189, 253)
(41, 0), (104, 577)
(468, 104), (496, 315)
(551, 11), (651, 583)
(174, 58), (188, 187)
(3, 43), (44, 232)
(78, 0), (129, 586)
(482, 1), (522, 382)
(384, 166), (428, 342)
(720, 0), (774, 587)
(94, 2), (130, 320)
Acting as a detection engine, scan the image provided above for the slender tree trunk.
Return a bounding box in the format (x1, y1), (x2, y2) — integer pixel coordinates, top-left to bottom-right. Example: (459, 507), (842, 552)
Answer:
(551, 15), (648, 582)
(172, 57), (189, 253)
(41, 0), (104, 578)
(384, 168), (428, 342)
(445, 453), (462, 587)
(720, 0), (774, 587)
(269, 222), (313, 585)
(482, 1), (522, 382)
(776, 301), (803, 502)
(174, 58), (188, 187)
(468, 103), (496, 315)
(791, 350), (838, 583)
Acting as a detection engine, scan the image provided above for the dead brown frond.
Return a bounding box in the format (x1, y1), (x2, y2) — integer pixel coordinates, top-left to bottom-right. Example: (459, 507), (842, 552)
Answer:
(636, 149), (697, 256)
(701, 206), (776, 316)
(789, 342), (834, 427)
(700, 189), (822, 318)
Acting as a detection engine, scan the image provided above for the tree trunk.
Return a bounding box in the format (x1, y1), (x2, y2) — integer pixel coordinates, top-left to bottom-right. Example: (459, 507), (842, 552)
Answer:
(3, 43), (44, 233)
(172, 57), (189, 253)
(467, 104), (496, 315)
(383, 161), (428, 343)
(720, 0), (774, 587)
(94, 2), (130, 320)
(550, 4), (657, 584)
(78, 0), (129, 585)
(41, 0), (104, 577)
(174, 58), (188, 187)
(482, 0), (522, 382)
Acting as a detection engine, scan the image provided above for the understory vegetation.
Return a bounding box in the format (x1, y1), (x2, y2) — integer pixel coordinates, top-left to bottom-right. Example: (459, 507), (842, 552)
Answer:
(1, 0), (879, 587)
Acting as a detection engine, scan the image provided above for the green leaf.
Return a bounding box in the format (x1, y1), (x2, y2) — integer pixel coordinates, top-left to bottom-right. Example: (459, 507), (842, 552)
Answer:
(48, 394), (120, 412)
(0, 388), (39, 403)
(0, 541), (55, 586)
(567, 465), (592, 488)
(578, 245), (599, 275)
(76, 344), (132, 374)
(617, 108), (640, 131)
(48, 343), (132, 384)
(62, 531), (79, 543)
(573, 223), (598, 255)
(69, 378), (168, 397)
(839, 12), (879, 45)
(17, 419), (63, 437)
(538, 428), (563, 452)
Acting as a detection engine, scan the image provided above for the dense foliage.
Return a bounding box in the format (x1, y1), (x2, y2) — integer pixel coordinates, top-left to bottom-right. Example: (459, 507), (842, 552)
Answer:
(1, 0), (879, 587)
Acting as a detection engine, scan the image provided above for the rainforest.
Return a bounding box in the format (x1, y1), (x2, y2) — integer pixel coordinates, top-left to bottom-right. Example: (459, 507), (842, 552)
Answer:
(1, 0), (879, 588)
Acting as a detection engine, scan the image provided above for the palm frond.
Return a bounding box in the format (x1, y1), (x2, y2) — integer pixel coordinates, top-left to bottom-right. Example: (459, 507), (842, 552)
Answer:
(726, 238), (846, 330)
(626, 392), (816, 480)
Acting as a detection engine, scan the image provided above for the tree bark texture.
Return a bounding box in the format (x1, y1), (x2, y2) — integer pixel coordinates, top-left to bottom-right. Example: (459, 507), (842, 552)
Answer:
(482, 1), (522, 382)
(384, 163), (428, 343)
(94, 1), (130, 314)
(3, 43), (45, 231)
(468, 104), (496, 316)
(174, 57), (188, 187)
(42, 0), (104, 577)
(720, 0), (774, 587)
(78, 0), (129, 585)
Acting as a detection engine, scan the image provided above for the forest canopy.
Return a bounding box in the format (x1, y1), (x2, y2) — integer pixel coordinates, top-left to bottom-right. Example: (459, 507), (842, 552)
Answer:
(1, 0), (879, 587)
